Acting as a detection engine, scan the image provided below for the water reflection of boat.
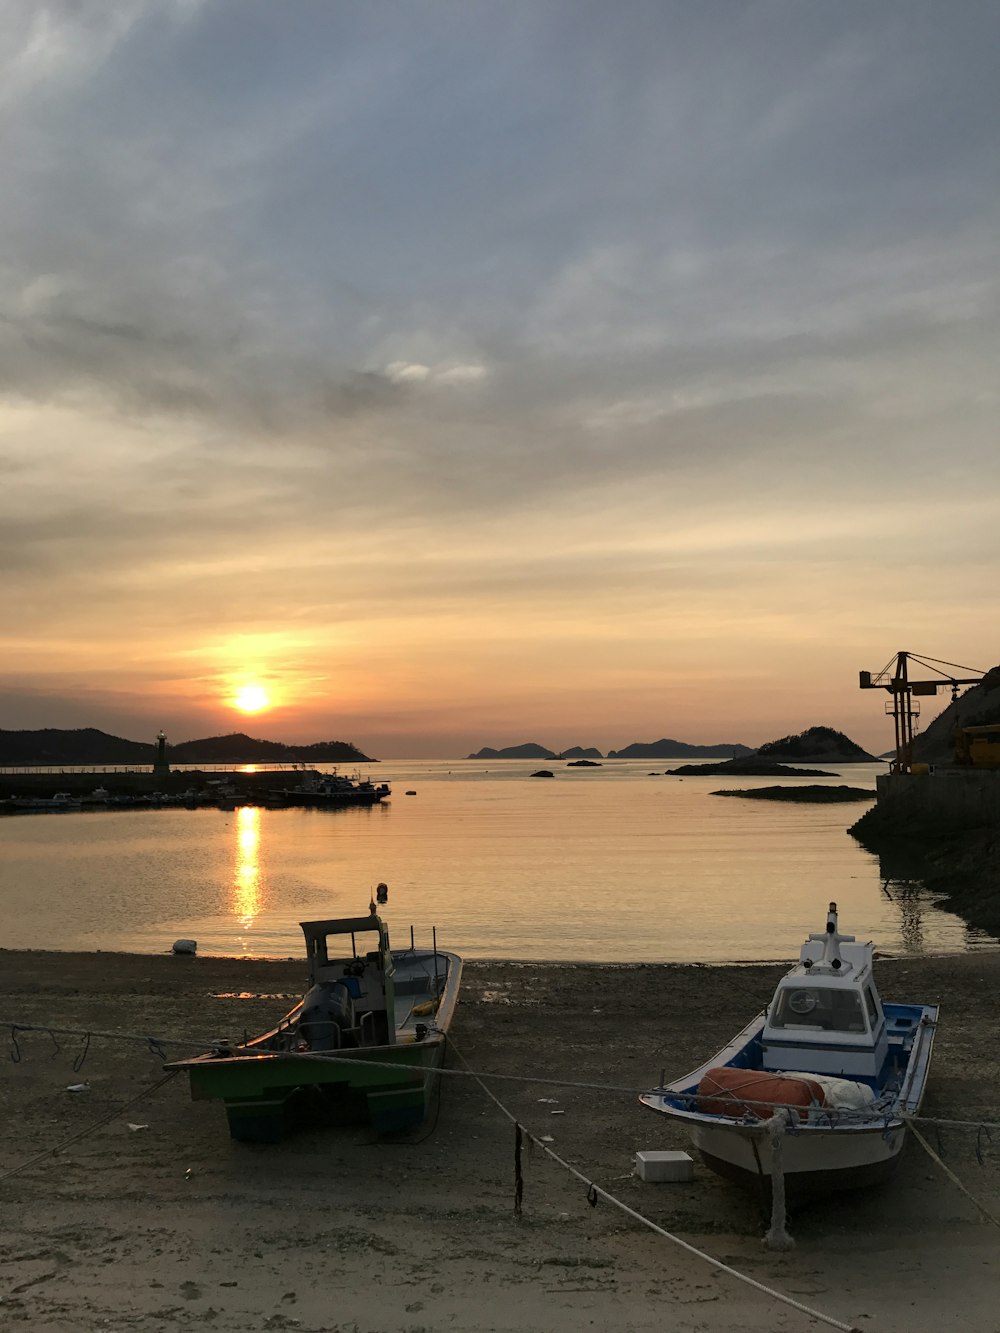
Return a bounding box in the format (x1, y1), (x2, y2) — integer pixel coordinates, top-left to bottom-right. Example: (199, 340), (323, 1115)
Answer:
(270, 771), (390, 808)
(168, 911), (459, 1141)
(641, 902), (938, 1197)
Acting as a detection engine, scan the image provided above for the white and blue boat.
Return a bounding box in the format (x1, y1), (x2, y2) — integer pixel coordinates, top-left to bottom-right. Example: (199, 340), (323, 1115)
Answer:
(640, 903), (938, 1195)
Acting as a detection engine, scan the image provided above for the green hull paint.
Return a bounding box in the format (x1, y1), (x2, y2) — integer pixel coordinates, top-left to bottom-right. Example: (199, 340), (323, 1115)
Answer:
(169, 929), (461, 1143)
(186, 1041), (444, 1142)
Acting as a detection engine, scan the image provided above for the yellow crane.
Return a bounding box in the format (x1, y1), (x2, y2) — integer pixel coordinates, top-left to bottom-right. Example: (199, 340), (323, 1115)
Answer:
(859, 651), (983, 774)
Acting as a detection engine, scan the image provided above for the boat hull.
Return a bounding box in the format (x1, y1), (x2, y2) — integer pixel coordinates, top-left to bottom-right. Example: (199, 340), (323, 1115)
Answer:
(169, 945), (460, 1142)
(197, 1039), (447, 1142)
(641, 1000), (938, 1198)
(691, 1120), (905, 1197)
(275, 791), (388, 807)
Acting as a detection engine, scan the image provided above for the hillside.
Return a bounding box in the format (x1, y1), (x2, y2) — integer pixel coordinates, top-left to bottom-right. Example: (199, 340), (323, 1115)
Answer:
(0, 729), (372, 765)
(754, 726), (875, 763)
(167, 734), (372, 763)
(913, 664), (1000, 763)
(0, 728), (154, 765)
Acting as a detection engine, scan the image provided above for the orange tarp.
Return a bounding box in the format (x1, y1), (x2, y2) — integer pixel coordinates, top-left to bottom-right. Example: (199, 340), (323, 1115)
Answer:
(697, 1067), (824, 1121)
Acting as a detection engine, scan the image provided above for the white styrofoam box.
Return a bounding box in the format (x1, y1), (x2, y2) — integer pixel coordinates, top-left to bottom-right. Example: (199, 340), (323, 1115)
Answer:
(635, 1150), (694, 1183)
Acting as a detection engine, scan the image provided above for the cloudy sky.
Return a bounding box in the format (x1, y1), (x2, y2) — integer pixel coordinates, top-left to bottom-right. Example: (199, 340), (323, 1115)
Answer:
(2, 1), (997, 756)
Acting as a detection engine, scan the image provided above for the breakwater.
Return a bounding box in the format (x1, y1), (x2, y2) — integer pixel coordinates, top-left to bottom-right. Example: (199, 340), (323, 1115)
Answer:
(0, 768), (302, 801)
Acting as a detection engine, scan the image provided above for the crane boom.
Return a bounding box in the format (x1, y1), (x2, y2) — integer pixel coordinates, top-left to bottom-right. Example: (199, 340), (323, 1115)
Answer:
(859, 651), (983, 773)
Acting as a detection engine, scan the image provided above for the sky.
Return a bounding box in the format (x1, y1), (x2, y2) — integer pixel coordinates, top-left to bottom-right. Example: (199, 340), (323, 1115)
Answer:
(1, 1), (998, 758)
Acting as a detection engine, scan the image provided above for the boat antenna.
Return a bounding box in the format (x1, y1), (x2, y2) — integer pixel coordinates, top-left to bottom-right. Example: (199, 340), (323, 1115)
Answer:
(807, 901), (855, 972)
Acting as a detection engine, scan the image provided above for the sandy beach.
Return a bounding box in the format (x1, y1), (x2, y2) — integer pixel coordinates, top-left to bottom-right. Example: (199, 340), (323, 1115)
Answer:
(2, 947), (999, 1332)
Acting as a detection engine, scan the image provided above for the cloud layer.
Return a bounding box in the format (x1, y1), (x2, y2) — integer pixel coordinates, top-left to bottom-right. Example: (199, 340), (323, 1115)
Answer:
(1, 2), (998, 753)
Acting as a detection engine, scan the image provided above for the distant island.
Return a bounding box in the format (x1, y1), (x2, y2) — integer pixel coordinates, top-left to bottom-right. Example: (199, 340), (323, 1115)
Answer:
(468, 743), (606, 760)
(0, 728), (373, 766)
(466, 726), (875, 764)
(666, 759), (832, 777)
(468, 743), (559, 760)
(608, 739), (754, 759)
(712, 785), (876, 803)
(754, 726), (876, 764)
(660, 728), (875, 777)
(466, 739), (753, 760)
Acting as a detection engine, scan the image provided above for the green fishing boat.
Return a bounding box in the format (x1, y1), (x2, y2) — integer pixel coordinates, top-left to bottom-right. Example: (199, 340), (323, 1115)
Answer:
(167, 912), (462, 1141)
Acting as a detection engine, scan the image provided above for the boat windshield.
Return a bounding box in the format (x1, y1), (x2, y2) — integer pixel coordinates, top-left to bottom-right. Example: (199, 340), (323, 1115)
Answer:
(769, 985), (867, 1034)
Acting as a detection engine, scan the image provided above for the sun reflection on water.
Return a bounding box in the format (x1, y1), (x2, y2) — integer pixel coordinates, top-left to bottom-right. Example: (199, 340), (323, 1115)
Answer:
(233, 806), (262, 934)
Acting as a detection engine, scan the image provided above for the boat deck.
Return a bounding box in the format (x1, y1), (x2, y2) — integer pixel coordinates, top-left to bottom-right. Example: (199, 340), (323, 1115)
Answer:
(390, 949), (454, 1039)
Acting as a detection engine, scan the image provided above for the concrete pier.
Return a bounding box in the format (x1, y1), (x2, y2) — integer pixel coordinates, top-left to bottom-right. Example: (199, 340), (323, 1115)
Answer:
(868, 769), (1000, 833)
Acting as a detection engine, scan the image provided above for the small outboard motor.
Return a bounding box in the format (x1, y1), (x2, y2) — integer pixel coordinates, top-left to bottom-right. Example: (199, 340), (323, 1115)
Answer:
(298, 981), (355, 1051)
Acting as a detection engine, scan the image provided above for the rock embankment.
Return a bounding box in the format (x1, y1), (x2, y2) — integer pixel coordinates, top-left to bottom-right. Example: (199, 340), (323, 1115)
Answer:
(851, 790), (1000, 937)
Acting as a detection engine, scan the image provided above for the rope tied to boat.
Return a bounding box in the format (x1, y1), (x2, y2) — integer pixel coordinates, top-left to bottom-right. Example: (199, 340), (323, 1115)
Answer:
(0, 1070), (181, 1185)
(761, 1110), (795, 1251)
(450, 1038), (863, 1333)
(902, 1115), (1000, 1231)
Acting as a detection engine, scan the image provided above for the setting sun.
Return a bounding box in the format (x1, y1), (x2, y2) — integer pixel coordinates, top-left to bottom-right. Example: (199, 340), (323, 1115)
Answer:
(232, 684), (271, 715)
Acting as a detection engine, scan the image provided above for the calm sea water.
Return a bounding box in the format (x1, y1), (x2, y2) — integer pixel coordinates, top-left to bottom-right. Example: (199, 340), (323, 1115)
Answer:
(0, 760), (993, 962)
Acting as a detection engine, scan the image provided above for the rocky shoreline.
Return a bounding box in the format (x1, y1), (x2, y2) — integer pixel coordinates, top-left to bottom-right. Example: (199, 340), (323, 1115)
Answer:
(851, 819), (1000, 936)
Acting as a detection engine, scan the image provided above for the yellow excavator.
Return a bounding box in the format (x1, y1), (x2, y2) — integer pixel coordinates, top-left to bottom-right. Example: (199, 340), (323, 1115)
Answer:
(954, 724), (1000, 769)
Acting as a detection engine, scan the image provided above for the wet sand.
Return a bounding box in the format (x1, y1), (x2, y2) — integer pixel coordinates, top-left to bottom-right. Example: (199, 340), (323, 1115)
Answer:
(1, 948), (999, 1332)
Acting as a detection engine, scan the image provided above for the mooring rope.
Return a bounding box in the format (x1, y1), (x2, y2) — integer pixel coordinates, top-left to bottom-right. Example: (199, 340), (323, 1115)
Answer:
(0, 1070), (181, 1185)
(447, 1038), (863, 1333)
(902, 1116), (1000, 1230)
(6, 1017), (1000, 1136)
(761, 1110), (795, 1251)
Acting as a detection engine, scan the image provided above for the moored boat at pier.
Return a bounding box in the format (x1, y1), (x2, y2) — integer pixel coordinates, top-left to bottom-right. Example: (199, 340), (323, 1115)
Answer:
(270, 771), (390, 807)
(7, 791), (82, 812)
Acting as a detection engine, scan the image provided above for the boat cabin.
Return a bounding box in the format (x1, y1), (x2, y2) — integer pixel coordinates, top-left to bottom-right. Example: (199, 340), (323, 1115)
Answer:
(297, 913), (397, 1050)
(761, 903), (888, 1080)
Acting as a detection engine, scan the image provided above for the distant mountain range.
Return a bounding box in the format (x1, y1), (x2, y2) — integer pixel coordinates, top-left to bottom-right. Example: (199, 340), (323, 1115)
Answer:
(468, 744), (561, 760)
(466, 740), (753, 760)
(0, 728), (372, 765)
(467, 727), (876, 763)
